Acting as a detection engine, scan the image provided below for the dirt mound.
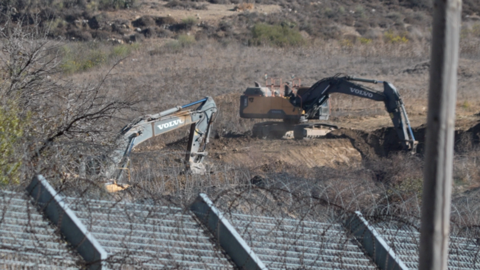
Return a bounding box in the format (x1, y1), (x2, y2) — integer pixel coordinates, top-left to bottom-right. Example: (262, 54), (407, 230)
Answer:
(233, 3), (255, 12)
(207, 135), (362, 172)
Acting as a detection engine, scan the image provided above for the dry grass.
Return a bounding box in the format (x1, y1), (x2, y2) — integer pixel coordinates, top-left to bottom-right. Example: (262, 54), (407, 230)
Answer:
(64, 37), (480, 140)
(63, 35), (480, 223)
(3, 24), (480, 229)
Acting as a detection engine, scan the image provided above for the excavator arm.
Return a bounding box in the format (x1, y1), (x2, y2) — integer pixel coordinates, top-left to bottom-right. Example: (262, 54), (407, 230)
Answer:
(292, 75), (417, 151)
(105, 97), (217, 182)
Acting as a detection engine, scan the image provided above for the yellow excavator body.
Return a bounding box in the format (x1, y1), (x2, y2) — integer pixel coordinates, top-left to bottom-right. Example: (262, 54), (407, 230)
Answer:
(239, 86), (304, 121)
(239, 84), (334, 139)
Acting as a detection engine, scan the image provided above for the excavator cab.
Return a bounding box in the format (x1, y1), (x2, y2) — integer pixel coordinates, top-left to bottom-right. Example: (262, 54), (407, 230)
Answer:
(240, 88), (304, 121)
(240, 81), (332, 139)
(240, 83), (330, 122)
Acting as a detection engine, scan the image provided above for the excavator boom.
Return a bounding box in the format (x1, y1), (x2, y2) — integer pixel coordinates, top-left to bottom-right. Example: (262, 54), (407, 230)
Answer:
(293, 75), (416, 151)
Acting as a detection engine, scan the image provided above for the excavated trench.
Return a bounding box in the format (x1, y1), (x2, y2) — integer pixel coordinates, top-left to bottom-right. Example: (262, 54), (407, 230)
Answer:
(327, 120), (480, 159)
(206, 119), (480, 175)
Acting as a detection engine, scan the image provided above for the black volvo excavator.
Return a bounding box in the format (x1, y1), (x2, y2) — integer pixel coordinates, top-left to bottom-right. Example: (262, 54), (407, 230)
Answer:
(240, 74), (417, 151)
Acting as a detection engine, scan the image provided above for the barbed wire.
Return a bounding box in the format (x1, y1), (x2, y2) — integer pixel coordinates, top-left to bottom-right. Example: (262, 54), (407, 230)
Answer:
(2, 149), (480, 269)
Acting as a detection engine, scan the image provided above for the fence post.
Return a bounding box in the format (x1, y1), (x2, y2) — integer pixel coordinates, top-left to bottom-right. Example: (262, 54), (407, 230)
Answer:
(419, 1), (462, 270)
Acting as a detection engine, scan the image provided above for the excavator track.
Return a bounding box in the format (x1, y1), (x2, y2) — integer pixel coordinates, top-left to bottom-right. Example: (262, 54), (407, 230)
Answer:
(252, 122), (295, 139)
(293, 123), (338, 140)
(252, 121), (337, 139)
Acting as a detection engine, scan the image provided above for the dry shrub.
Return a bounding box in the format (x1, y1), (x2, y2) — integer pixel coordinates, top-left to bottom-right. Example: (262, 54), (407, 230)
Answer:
(234, 3), (254, 11)
(453, 148), (480, 190)
(363, 154), (424, 204)
(250, 23), (305, 47)
(165, 0), (207, 10)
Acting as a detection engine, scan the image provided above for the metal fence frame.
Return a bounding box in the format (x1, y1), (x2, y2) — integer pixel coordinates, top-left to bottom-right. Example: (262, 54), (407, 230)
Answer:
(26, 175), (108, 270)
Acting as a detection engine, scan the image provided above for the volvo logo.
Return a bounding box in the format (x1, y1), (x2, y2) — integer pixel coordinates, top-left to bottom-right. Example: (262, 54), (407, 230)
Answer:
(158, 119), (184, 130)
(350, 87), (373, 98)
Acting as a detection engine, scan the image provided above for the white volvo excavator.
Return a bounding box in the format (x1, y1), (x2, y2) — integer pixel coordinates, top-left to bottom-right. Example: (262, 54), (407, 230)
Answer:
(97, 97), (216, 191)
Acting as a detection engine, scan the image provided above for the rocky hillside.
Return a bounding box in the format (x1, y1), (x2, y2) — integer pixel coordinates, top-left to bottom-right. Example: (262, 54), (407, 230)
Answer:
(2, 0), (480, 44)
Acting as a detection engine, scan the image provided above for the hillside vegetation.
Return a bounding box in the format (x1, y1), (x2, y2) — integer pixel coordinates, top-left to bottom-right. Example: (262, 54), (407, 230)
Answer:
(2, 0), (480, 44)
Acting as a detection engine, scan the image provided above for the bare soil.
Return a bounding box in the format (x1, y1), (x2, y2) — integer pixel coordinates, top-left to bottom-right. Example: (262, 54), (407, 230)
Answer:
(208, 136), (362, 169)
(105, 2), (282, 23)
(122, 51), (480, 179)
(152, 112), (480, 178)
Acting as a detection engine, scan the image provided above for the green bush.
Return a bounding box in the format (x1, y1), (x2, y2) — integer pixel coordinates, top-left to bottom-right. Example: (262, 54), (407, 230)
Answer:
(156, 35), (196, 54)
(163, 41), (182, 53)
(61, 47), (107, 73)
(177, 17), (197, 31)
(178, 34), (196, 47)
(359, 37), (372, 44)
(461, 23), (480, 39)
(388, 177), (423, 200)
(111, 43), (140, 58)
(384, 31), (409, 44)
(46, 18), (66, 31)
(461, 100), (472, 110)
(98, 0), (136, 9)
(404, 0), (431, 8)
(354, 5), (366, 18)
(7, 0), (135, 11)
(249, 23), (305, 47)
(340, 38), (354, 47)
(182, 17), (197, 27)
(0, 104), (26, 185)
(387, 12), (404, 24)
(60, 43), (138, 74)
(324, 8), (336, 18)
